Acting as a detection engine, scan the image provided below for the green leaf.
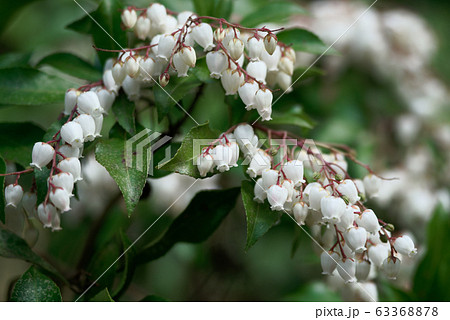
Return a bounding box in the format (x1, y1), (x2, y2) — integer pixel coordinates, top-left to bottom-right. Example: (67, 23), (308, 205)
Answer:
(0, 122), (45, 167)
(0, 156), (5, 223)
(283, 282), (342, 302)
(0, 68), (77, 106)
(37, 53), (102, 81)
(95, 137), (148, 216)
(192, 0), (233, 20)
(268, 106), (315, 130)
(291, 65), (324, 83)
(241, 180), (281, 251)
(34, 168), (51, 204)
(276, 28), (338, 55)
(111, 231), (136, 298)
(10, 267), (62, 302)
(0, 227), (63, 280)
(112, 93), (136, 135)
(413, 205), (450, 301)
(140, 294), (168, 302)
(0, 53), (31, 69)
(0, 0), (39, 32)
(158, 122), (218, 178)
(136, 187), (240, 264)
(67, 0), (127, 65)
(240, 2), (306, 27)
(90, 288), (115, 302)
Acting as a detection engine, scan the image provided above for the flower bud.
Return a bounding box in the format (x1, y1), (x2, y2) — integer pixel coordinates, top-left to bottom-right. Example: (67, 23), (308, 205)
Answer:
(262, 169), (279, 189)
(214, 27), (226, 42)
(157, 34), (176, 62)
(147, 3), (167, 32)
(278, 56), (294, 76)
(121, 8), (137, 29)
(57, 157), (82, 182)
(77, 91), (104, 117)
(368, 244), (390, 267)
(284, 47), (296, 63)
(393, 235), (417, 257)
(5, 184), (23, 208)
(247, 37), (264, 61)
(135, 16), (151, 40)
(253, 178), (266, 203)
(293, 201), (309, 225)
(102, 69), (118, 94)
(355, 260), (371, 282)
(96, 89), (115, 114)
(309, 186), (330, 211)
(238, 80), (259, 110)
(30, 142), (55, 170)
(180, 46), (196, 68)
(221, 69), (244, 95)
(246, 149), (271, 178)
(267, 184), (288, 211)
(60, 122), (84, 148)
(64, 89), (79, 115)
(228, 37), (244, 60)
(345, 226), (367, 253)
(337, 258), (357, 283)
(263, 33), (277, 55)
(363, 174), (381, 198)
(37, 203), (56, 228)
(159, 73), (170, 87)
(282, 160), (305, 187)
(196, 152), (214, 177)
(321, 195), (346, 223)
(192, 23), (215, 51)
(73, 114), (96, 142)
(206, 51), (228, 79)
(382, 256), (401, 280)
(125, 56), (140, 78)
(173, 51), (189, 77)
(50, 172), (74, 196)
(246, 60), (267, 84)
(112, 61), (127, 85)
(357, 209), (380, 234)
(321, 251), (340, 275)
(50, 188), (71, 212)
(212, 144), (233, 173)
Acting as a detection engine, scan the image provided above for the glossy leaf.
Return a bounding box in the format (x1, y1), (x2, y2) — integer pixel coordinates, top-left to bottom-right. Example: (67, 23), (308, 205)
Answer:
(0, 68), (77, 106)
(240, 2), (306, 27)
(192, 0), (233, 20)
(112, 93), (136, 135)
(136, 187), (240, 264)
(276, 28), (338, 55)
(0, 53), (31, 69)
(90, 288), (115, 302)
(37, 53), (102, 81)
(268, 107), (315, 130)
(0, 122), (45, 167)
(95, 137), (148, 216)
(0, 156), (5, 223)
(158, 122), (218, 178)
(10, 267), (62, 302)
(241, 180), (281, 251)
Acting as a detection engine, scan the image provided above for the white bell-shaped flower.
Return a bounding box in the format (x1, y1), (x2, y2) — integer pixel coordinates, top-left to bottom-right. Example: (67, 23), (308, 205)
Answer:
(261, 169), (279, 189)
(345, 226), (367, 253)
(228, 142), (240, 167)
(223, 28), (240, 50)
(212, 144), (233, 173)
(393, 235), (417, 257)
(246, 60), (267, 84)
(102, 69), (118, 93)
(253, 178), (267, 203)
(30, 142), (55, 170)
(196, 152), (214, 177)
(337, 179), (360, 204)
(213, 27), (226, 42)
(276, 71), (292, 92)
(112, 61), (127, 85)
(337, 205), (356, 231)
(50, 172), (74, 196)
(138, 57), (156, 81)
(254, 88), (273, 113)
(293, 201), (309, 225)
(173, 51), (189, 77)
(58, 145), (80, 159)
(57, 157), (82, 182)
(122, 76), (141, 101)
(278, 56), (294, 76)
(5, 184), (23, 208)
(192, 23), (215, 51)
(302, 182), (321, 204)
(246, 149), (271, 178)
(60, 121), (84, 148)
(337, 258), (357, 283)
(228, 37), (244, 60)
(206, 51), (227, 79)
(157, 34), (176, 62)
(135, 16), (151, 40)
(382, 256), (401, 280)
(238, 80), (259, 110)
(321, 195), (346, 224)
(77, 91), (104, 117)
(50, 188), (71, 212)
(37, 203), (56, 228)
(125, 56), (140, 78)
(160, 15), (177, 34)
(282, 160), (305, 187)
(221, 69), (244, 95)
(261, 45), (281, 71)
(321, 251), (340, 275)
(263, 33), (277, 55)
(64, 89), (79, 115)
(147, 3), (167, 32)
(267, 184), (288, 211)
(121, 8), (137, 29)
(363, 174), (381, 198)
(179, 46), (196, 68)
(357, 209), (380, 234)
(73, 114), (96, 142)
(96, 89), (115, 114)
(234, 124), (256, 152)
(355, 260), (371, 282)
(309, 186), (330, 211)
(368, 244), (390, 267)
(247, 36), (264, 61)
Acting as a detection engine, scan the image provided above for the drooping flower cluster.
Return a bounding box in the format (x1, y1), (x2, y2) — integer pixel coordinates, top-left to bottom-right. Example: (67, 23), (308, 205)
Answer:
(110, 2), (297, 120)
(195, 123), (417, 294)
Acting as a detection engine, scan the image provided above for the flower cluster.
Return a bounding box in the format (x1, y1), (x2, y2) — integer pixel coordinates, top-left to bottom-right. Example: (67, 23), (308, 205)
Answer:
(196, 123), (417, 292)
(111, 2), (297, 120)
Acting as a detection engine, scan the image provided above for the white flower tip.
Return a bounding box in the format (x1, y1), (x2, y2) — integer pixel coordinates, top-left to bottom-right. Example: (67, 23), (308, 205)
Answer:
(204, 44), (215, 52)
